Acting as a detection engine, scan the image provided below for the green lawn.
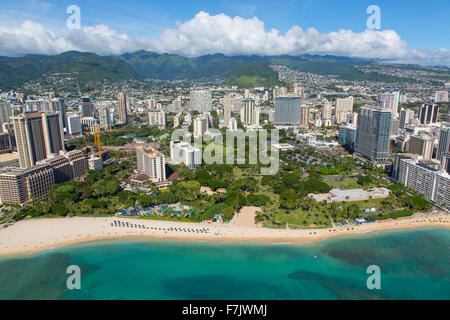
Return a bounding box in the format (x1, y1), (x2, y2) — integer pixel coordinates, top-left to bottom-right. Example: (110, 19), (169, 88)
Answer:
(327, 178), (362, 189)
(325, 177), (378, 190)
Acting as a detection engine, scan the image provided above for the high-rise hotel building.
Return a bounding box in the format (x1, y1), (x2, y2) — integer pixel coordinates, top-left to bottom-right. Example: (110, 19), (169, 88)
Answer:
(355, 106), (392, 162)
(12, 112), (65, 168)
(0, 149), (88, 205)
(136, 145), (166, 182)
(117, 92), (128, 124)
(0, 164), (55, 205)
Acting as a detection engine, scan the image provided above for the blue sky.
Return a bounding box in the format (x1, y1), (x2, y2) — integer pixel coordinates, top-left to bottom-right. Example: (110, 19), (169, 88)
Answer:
(0, 0), (449, 65)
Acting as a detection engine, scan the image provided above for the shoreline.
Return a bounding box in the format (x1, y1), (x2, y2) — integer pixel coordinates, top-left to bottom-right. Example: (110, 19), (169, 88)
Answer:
(0, 212), (449, 258)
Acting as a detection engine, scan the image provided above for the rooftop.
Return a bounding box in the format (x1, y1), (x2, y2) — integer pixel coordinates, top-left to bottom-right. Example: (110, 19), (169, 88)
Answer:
(0, 152), (19, 162)
(136, 144), (164, 158)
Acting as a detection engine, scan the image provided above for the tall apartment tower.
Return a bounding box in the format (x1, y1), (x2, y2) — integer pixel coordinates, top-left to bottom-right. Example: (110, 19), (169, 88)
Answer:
(50, 99), (67, 129)
(223, 95), (233, 128)
(12, 112), (65, 169)
(437, 124), (450, 161)
(408, 134), (434, 160)
(418, 104), (439, 125)
(399, 109), (415, 129)
(274, 96), (302, 125)
(117, 92), (128, 124)
(354, 106), (392, 162)
(148, 110), (167, 129)
(173, 114), (182, 128)
(322, 100), (332, 122)
(0, 102), (12, 128)
(300, 105), (309, 125)
(99, 108), (111, 130)
(148, 98), (156, 109)
(335, 97), (354, 123)
(193, 115), (208, 137)
(170, 140), (202, 169)
(80, 97), (94, 118)
(378, 92), (399, 117)
(241, 98), (259, 126)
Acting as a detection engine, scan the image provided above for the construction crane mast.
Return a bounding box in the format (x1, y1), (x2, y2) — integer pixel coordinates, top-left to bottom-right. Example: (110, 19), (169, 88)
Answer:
(290, 70), (298, 95)
(84, 125), (119, 158)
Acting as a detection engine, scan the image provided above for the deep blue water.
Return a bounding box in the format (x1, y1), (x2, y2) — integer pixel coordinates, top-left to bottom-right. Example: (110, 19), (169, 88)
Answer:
(0, 228), (448, 300)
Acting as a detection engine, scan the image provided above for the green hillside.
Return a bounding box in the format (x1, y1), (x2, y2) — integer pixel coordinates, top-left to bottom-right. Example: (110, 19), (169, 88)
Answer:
(222, 63), (286, 88)
(120, 51), (251, 80)
(0, 50), (438, 90)
(0, 51), (141, 90)
(120, 51), (417, 83)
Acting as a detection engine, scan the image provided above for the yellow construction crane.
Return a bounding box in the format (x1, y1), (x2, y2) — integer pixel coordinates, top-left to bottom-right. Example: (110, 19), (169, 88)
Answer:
(290, 70), (298, 94)
(84, 125), (119, 158)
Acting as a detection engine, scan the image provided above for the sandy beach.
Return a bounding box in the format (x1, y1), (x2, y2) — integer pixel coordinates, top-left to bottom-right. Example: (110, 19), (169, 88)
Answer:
(0, 212), (449, 257)
(229, 206), (263, 228)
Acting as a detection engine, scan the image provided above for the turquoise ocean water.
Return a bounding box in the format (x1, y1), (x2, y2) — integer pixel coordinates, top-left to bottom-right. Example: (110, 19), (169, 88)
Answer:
(0, 228), (449, 300)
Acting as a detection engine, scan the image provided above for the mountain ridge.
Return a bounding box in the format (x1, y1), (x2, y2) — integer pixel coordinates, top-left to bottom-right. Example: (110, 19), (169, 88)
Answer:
(1, 50), (448, 90)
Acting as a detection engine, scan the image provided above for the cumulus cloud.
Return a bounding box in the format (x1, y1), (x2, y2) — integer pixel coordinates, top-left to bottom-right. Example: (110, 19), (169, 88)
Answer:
(0, 12), (449, 66)
(0, 20), (153, 56)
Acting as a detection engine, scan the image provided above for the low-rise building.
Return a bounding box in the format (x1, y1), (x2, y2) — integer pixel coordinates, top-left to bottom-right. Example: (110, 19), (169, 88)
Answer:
(0, 152), (19, 169)
(310, 188), (391, 203)
(271, 143), (295, 151)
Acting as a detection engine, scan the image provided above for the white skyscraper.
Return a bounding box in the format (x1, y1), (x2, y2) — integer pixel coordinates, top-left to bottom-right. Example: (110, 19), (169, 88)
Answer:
(241, 98), (259, 126)
(170, 140), (202, 169)
(67, 114), (81, 135)
(223, 95), (233, 127)
(193, 115), (208, 137)
(322, 100), (331, 122)
(335, 97), (354, 123)
(148, 110), (167, 128)
(378, 92), (400, 117)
